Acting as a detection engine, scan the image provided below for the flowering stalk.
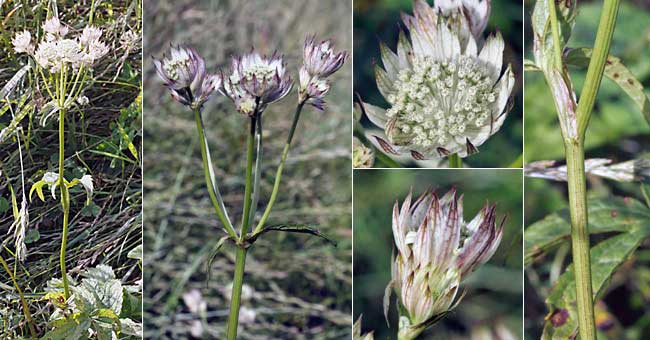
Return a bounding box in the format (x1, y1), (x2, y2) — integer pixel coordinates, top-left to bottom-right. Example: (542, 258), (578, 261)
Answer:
(448, 154), (461, 168)
(561, 0), (619, 338)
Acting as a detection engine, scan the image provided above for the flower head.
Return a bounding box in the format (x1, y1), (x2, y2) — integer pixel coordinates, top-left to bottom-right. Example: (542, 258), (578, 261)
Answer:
(153, 45), (221, 109)
(222, 49), (293, 116)
(42, 17), (69, 39)
(299, 36), (347, 109)
(363, 0), (514, 160)
(35, 39), (83, 73)
(353, 137), (374, 168)
(12, 31), (34, 54)
(389, 189), (504, 337)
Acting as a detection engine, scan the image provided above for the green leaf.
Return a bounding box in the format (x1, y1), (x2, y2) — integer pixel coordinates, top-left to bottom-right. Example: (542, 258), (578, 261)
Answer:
(525, 197), (650, 265)
(205, 235), (233, 286)
(565, 47), (650, 127)
(120, 290), (142, 320)
(127, 245), (142, 262)
(247, 224), (337, 246)
(0, 197), (9, 214)
(29, 180), (47, 202)
(40, 314), (91, 340)
(116, 121), (139, 161)
(531, 0), (577, 68)
(24, 229), (40, 244)
(542, 228), (650, 339)
(119, 318), (142, 337)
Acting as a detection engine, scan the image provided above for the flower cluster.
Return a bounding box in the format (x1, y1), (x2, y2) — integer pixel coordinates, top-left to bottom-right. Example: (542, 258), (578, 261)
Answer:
(13, 17), (109, 73)
(222, 51), (293, 116)
(155, 38), (346, 116)
(389, 189), (504, 337)
(299, 36), (347, 110)
(353, 137), (374, 168)
(153, 45), (221, 109)
(363, 0), (514, 160)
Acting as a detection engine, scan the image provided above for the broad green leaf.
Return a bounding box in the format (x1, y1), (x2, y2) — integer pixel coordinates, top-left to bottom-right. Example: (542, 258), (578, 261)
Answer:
(119, 318), (143, 337)
(40, 314), (91, 340)
(565, 47), (650, 126)
(525, 197), (650, 265)
(116, 121), (139, 161)
(121, 290), (142, 320)
(542, 228), (650, 339)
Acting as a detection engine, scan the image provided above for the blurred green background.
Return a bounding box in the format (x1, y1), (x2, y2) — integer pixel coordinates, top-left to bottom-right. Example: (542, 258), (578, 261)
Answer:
(353, 0), (523, 168)
(143, 0), (351, 339)
(353, 169), (523, 339)
(524, 0), (650, 339)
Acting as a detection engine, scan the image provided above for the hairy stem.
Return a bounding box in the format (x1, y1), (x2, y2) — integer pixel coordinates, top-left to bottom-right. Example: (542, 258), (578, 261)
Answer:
(0, 256), (37, 338)
(193, 109), (237, 238)
(226, 246), (247, 340)
(448, 154), (462, 168)
(565, 139), (595, 340)
(253, 101), (306, 234)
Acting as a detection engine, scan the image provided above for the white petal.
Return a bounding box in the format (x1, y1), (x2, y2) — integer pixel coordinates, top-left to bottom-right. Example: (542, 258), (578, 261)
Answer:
(490, 65), (515, 135)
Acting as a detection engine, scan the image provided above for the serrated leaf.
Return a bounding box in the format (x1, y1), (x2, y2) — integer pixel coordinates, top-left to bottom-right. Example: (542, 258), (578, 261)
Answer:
(542, 228), (650, 339)
(40, 314), (91, 340)
(565, 47), (650, 127)
(119, 318), (143, 337)
(247, 224), (337, 246)
(525, 197), (650, 265)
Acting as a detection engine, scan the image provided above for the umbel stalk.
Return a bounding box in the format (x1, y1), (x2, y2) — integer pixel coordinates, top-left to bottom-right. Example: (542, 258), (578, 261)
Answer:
(58, 72), (71, 300)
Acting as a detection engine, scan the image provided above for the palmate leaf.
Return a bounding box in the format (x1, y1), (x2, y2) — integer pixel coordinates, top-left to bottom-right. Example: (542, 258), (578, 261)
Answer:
(565, 47), (650, 127)
(542, 228), (650, 339)
(525, 197), (650, 265)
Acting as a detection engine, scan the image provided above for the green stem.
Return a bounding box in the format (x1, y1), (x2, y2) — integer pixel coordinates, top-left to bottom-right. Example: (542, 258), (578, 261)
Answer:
(575, 0), (620, 139)
(0, 256), (37, 338)
(448, 154), (462, 168)
(193, 109), (237, 239)
(226, 246), (247, 340)
(239, 116), (257, 238)
(565, 139), (596, 340)
(59, 105), (71, 300)
(548, 0), (564, 68)
(253, 101), (306, 235)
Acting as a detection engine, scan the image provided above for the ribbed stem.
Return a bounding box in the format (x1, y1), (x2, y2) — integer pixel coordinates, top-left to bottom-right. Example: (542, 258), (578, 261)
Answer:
(226, 246), (247, 340)
(565, 139), (595, 340)
(240, 116), (257, 238)
(253, 101), (306, 234)
(448, 154), (462, 168)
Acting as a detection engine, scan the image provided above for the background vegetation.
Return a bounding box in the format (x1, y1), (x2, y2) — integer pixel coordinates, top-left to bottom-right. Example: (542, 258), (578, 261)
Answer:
(353, 169), (523, 339)
(353, 0), (523, 168)
(0, 0), (142, 338)
(524, 0), (650, 338)
(142, 0), (352, 339)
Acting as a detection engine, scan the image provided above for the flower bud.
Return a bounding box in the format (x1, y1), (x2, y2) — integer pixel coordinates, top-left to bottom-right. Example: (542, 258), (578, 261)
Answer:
(353, 137), (374, 168)
(299, 36), (347, 109)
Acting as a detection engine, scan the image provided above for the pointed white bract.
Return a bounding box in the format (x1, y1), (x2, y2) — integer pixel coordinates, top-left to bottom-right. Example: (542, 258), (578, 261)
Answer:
(222, 50), (293, 116)
(353, 316), (375, 340)
(12, 31), (34, 54)
(363, 0), (513, 160)
(299, 36), (348, 110)
(390, 189), (504, 334)
(153, 45), (221, 109)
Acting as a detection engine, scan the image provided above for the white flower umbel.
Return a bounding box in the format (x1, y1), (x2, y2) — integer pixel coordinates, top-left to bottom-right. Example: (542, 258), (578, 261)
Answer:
(362, 0), (514, 160)
(12, 31), (34, 54)
(388, 189), (504, 339)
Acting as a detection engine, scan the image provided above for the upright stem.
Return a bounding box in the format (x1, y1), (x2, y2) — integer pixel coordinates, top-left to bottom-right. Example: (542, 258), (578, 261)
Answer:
(240, 116), (257, 237)
(59, 106), (71, 300)
(226, 246), (248, 340)
(565, 139), (595, 340)
(226, 112), (258, 340)
(193, 109), (237, 239)
(253, 101), (306, 234)
(448, 154), (462, 168)
(0, 256), (37, 338)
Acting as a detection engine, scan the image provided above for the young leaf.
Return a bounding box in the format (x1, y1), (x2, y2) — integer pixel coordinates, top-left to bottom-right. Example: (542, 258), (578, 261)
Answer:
(542, 228), (650, 339)
(525, 197), (650, 265)
(564, 47), (650, 126)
